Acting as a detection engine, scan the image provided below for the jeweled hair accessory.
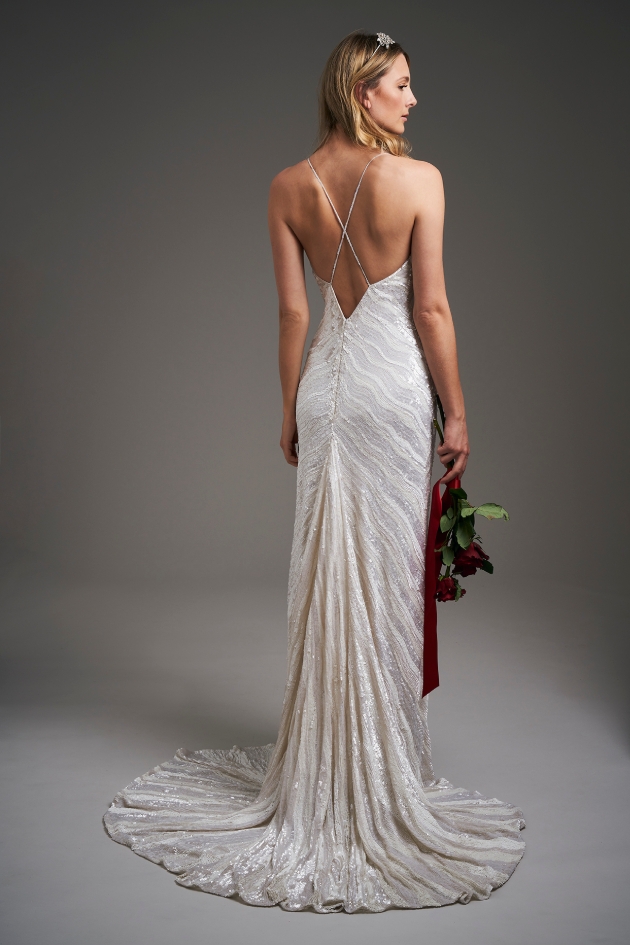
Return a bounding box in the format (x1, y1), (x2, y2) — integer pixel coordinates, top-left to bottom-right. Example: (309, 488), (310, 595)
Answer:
(365, 32), (396, 62)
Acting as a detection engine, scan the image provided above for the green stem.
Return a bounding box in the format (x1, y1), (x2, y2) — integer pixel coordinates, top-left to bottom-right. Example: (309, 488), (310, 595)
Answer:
(433, 395), (445, 444)
(436, 395), (446, 433)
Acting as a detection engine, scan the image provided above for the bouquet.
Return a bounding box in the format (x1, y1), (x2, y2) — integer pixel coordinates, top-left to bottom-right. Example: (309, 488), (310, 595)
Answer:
(434, 484), (508, 601)
(422, 398), (509, 697)
(432, 397), (508, 602)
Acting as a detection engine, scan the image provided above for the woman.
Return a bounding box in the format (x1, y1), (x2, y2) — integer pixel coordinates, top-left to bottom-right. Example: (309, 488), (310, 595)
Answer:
(104, 31), (525, 912)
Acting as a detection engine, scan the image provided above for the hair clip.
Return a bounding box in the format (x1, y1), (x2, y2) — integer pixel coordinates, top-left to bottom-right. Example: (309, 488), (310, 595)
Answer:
(365, 32), (395, 62)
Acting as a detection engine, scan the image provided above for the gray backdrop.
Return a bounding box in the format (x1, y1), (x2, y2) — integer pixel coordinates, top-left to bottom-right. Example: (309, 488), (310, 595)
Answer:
(1, 4), (630, 944)
(1, 0), (628, 587)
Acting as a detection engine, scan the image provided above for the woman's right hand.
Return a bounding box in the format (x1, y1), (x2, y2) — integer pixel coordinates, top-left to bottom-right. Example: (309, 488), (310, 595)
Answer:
(437, 416), (470, 484)
(280, 413), (299, 467)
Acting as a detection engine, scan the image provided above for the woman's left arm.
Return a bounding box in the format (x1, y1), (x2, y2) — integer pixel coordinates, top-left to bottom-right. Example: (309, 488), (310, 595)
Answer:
(268, 172), (310, 467)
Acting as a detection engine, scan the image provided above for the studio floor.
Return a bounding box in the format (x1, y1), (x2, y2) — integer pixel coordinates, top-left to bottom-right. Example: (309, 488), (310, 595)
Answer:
(1, 558), (628, 945)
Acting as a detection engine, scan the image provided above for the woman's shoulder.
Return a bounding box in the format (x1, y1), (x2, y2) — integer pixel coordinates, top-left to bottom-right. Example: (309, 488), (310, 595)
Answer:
(378, 153), (443, 186)
(269, 159), (311, 196)
(372, 155), (445, 214)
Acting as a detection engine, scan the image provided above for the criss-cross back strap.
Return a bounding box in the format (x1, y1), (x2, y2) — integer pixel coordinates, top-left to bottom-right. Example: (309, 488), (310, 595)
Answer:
(307, 153), (385, 286)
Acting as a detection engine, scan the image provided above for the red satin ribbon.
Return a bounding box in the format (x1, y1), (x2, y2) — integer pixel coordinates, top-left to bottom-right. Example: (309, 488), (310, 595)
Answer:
(422, 475), (461, 697)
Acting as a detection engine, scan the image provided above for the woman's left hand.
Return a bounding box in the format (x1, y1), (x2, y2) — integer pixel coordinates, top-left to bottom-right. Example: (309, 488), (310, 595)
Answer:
(280, 414), (299, 467)
(437, 416), (469, 483)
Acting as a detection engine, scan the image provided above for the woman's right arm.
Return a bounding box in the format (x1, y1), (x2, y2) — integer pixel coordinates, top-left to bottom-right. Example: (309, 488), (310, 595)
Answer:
(409, 162), (470, 484)
(268, 171), (311, 467)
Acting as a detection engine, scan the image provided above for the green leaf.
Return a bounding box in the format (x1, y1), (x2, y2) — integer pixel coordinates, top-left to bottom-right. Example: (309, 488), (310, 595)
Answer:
(481, 560), (494, 574)
(449, 487), (468, 500)
(456, 518), (475, 549)
(441, 546), (455, 567)
(439, 514), (453, 534)
(454, 582), (463, 601)
(474, 503), (509, 521)
(460, 506), (475, 518)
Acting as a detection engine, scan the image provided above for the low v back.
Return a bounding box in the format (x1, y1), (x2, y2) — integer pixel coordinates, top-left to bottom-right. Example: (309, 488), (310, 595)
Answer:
(307, 153), (384, 289)
(307, 152), (411, 320)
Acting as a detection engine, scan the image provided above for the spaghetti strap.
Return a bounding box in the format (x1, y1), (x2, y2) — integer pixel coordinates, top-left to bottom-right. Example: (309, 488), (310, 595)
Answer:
(307, 153), (385, 286)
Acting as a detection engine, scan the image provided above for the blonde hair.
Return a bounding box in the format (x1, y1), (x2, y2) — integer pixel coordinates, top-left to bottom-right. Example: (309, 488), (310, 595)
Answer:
(317, 31), (411, 157)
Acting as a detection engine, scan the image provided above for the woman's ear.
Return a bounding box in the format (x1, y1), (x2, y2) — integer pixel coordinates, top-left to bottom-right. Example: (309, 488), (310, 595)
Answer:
(355, 81), (371, 109)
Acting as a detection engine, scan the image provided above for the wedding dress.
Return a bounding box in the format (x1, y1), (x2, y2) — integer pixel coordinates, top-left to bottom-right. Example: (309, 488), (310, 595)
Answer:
(103, 154), (525, 912)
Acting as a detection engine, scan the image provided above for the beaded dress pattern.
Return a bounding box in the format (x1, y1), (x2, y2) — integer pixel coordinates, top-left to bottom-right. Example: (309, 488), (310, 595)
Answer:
(103, 154), (525, 912)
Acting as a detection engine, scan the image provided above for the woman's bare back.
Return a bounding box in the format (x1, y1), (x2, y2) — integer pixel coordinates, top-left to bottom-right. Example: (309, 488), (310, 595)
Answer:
(269, 136), (467, 483)
(276, 147), (429, 318)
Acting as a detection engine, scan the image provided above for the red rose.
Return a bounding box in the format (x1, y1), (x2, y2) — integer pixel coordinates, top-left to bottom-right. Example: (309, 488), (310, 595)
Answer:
(436, 576), (466, 602)
(452, 541), (490, 578)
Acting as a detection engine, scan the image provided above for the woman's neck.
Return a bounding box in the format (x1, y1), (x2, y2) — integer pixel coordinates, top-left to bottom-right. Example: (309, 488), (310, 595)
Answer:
(317, 127), (381, 159)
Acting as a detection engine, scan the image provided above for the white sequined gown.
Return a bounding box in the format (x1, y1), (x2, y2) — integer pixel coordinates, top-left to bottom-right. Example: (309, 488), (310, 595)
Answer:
(103, 155), (525, 912)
